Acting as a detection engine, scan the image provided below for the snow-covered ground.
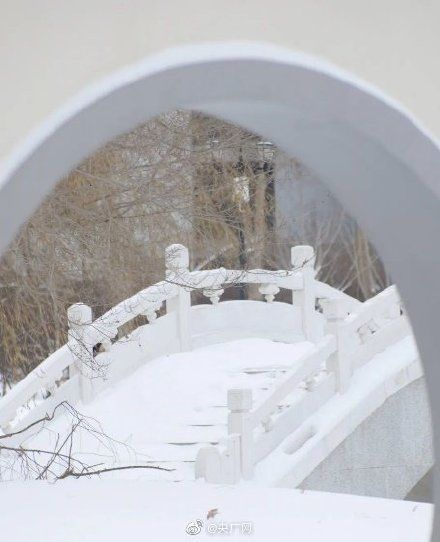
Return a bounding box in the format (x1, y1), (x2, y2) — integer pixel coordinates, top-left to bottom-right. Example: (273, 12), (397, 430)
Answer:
(0, 479), (432, 541)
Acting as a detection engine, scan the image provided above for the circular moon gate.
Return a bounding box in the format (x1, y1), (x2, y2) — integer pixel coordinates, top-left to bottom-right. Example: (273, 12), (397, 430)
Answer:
(0, 44), (439, 538)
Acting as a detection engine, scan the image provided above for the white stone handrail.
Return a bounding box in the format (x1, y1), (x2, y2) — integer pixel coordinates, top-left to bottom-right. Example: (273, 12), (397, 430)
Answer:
(0, 345), (72, 430)
(321, 284), (409, 391)
(249, 336), (337, 428)
(195, 336), (337, 483)
(187, 268), (303, 290)
(195, 285), (411, 484)
(0, 280), (180, 431)
(94, 279), (177, 333)
(0, 243), (325, 434)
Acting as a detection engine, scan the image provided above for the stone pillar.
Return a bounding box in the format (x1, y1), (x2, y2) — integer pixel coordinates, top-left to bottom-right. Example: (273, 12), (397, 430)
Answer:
(228, 388), (254, 479)
(165, 244), (191, 351)
(67, 302), (94, 403)
(291, 245), (319, 342)
(321, 298), (352, 393)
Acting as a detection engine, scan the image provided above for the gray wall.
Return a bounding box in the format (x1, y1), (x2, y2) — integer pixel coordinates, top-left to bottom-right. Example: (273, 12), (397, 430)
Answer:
(406, 468), (434, 503)
(299, 378), (434, 500)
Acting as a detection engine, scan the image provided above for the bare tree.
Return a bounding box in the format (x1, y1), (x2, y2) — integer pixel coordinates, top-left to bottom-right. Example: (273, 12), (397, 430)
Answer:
(0, 401), (172, 482)
(0, 111), (388, 391)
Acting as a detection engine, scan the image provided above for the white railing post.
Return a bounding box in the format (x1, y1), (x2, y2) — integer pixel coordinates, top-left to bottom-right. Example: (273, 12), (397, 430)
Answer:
(194, 433), (241, 484)
(165, 244), (191, 351)
(291, 245), (319, 342)
(227, 388), (253, 480)
(321, 298), (352, 393)
(67, 302), (95, 403)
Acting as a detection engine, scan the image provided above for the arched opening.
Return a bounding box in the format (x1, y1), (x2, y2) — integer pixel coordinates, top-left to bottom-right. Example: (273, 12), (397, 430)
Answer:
(0, 43), (439, 536)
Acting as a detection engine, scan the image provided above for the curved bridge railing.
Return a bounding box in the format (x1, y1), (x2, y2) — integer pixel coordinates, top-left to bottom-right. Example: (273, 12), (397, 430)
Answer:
(0, 243), (355, 436)
(195, 284), (411, 484)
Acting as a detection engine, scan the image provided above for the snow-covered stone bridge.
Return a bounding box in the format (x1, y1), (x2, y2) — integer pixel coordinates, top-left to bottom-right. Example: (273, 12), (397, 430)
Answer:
(0, 244), (432, 502)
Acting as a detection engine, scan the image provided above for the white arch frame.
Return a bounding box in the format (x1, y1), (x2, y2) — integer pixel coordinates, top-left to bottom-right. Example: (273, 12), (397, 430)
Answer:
(0, 43), (439, 538)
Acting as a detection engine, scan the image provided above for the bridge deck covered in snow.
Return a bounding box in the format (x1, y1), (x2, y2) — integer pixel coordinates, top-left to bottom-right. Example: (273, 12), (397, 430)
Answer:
(18, 332), (419, 488)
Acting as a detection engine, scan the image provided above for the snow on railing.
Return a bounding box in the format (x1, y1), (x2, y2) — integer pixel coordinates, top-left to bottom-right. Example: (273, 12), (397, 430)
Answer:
(0, 345), (72, 433)
(194, 336), (337, 483)
(321, 285), (408, 392)
(0, 243), (329, 434)
(195, 285), (411, 484)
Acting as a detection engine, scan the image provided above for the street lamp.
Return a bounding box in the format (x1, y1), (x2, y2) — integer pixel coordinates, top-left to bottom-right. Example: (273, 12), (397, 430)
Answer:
(256, 140), (275, 163)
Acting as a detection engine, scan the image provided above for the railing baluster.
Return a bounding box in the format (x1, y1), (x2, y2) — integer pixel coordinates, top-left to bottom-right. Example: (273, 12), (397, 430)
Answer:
(258, 283), (280, 303)
(202, 287), (224, 305)
(144, 301), (162, 323)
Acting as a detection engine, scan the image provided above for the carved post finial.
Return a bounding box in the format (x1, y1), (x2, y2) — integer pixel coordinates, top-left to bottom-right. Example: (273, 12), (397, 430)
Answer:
(227, 388), (253, 414)
(320, 298), (350, 321)
(165, 244), (189, 274)
(67, 302), (92, 329)
(291, 245), (315, 270)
